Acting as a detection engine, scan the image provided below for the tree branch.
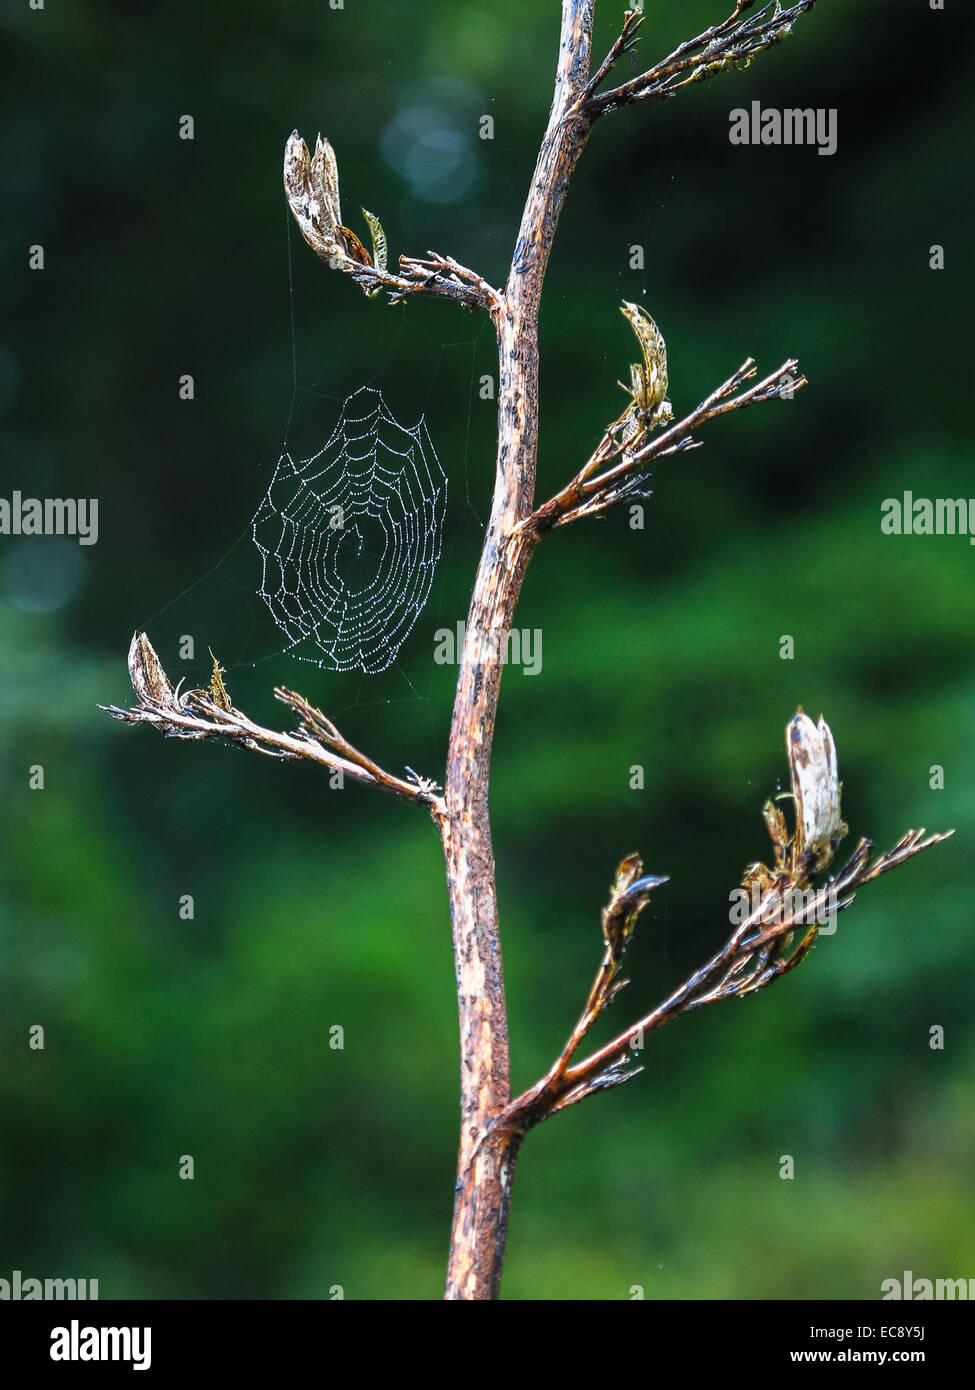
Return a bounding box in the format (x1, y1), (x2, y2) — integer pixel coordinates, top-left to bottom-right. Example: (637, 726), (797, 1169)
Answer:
(526, 351), (803, 533)
(441, 0), (598, 1301)
(101, 633), (444, 816)
(498, 809), (951, 1133)
(587, 0), (820, 115)
(585, 6), (644, 98)
(492, 709), (953, 1132)
(352, 251), (505, 316)
(284, 131), (504, 316)
(556, 829), (952, 1111)
(481, 856), (668, 1133)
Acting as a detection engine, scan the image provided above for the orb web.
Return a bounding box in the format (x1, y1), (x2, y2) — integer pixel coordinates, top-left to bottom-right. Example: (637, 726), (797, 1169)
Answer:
(252, 386), (447, 673)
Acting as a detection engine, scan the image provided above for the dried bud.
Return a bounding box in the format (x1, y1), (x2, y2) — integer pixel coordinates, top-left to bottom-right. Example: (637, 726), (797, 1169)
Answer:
(787, 709), (848, 873)
(619, 301), (671, 419)
(310, 133), (343, 231)
(602, 853), (667, 962)
(128, 631), (177, 708)
(284, 130), (389, 297)
(283, 130), (351, 268)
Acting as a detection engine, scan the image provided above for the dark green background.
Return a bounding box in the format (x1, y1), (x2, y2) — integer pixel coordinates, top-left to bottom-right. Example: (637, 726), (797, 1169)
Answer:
(2, 0), (972, 1298)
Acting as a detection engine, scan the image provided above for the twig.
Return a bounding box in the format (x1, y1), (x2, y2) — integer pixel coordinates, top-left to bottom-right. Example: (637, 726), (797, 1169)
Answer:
(353, 251), (505, 317)
(283, 130), (503, 317)
(525, 356), (802, 533)
(585, 7), (645, 98)
(587, 0), (820, 115)
(498, 824), (953, 1133)
(100, 633), (444, 816)
(487, 855), (666, 1135)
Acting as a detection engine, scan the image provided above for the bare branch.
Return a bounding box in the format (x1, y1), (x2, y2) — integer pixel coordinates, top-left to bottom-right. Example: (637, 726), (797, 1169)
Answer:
(440, 0), (599, 1302)
(351, 250), (505, 316)
(98, 0), (929, 1306)
(101, 634), (444, 816)
(487, 855), (666, 1132)
(585, 7), (645, 98)
(569, 830), (952, 1082)
(525, 353), (803, 534)
(587, 0), (820, 115)
(495, 712), (953, 1134)
(284, 130), (503, 317)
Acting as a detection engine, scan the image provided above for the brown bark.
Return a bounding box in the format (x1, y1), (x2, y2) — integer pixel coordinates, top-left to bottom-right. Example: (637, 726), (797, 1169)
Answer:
(440, 0), (595, 1301)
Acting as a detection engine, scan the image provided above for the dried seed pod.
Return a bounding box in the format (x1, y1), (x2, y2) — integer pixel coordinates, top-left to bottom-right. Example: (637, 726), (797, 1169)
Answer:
(283, 130), (350, 268)
(128, 631), (177, 708)
(311, 134), (343, 231)
(619, 300), (671, 420)
(284, 130), (392, 298)
(787, 708), (848, 873)
(601, 853), (667, 962)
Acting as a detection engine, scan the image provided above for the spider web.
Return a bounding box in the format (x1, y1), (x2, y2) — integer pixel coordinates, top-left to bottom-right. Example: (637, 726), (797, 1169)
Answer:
(251, 386), (447, 673)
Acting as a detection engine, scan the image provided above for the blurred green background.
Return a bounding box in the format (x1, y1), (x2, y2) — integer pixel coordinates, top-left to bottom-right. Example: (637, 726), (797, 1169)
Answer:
(1, 0), (973, 1299)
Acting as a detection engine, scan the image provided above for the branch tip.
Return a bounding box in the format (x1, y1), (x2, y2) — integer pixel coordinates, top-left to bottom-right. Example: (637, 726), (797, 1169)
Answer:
(500, 711), (950, 1130)
(102, 633), (444, 815)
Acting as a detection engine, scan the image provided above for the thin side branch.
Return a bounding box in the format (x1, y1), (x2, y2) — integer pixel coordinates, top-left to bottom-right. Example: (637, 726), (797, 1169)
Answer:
(495, 705), (953, 1136)
(101, 633), (444, 816)
(284, 130), (503, 316)
(526, 355), (803, 533)
(585, 7), (645, 98)
(501, 827), (953, 1132)
(569, 829), (951, 1092)
(489, 856), (667, 1131)
(352, 251), (505, 316)
(588, 0), (820, 115)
